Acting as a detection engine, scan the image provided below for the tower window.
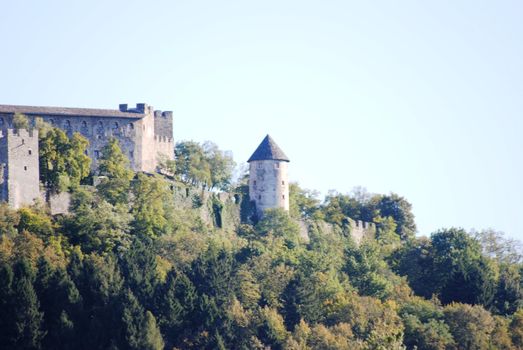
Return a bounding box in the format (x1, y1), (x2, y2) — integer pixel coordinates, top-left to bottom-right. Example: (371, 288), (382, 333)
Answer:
(28, 150), (32, 155)
(275, 163), (280, 168)
(130, 151), (134, 158)
(282, 181), (284, 185)
(24, 166), (27, 171)
(282, 195), (285, 199)
(258, 195), (261, 200)
(253, 180), (256, 186)
(22, 139), (25, 144)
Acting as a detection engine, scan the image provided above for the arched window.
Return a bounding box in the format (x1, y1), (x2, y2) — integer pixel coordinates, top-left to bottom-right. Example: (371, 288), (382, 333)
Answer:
(81, 120), (89, 135)
(97, 121), (104, 136)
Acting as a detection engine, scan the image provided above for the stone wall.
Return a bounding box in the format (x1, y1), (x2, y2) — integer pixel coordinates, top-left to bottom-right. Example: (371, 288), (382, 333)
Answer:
(0, 129), (40, 208)
(249, 159), (289, 217)
(0, 103), (174, 174)
(348, 218), (376, 245)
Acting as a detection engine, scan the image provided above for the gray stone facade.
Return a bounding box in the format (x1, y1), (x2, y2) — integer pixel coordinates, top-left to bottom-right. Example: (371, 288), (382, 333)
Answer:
(0, 103), (174, 208)
(0, 128), (40, 209)
(248, 135), (290, 218)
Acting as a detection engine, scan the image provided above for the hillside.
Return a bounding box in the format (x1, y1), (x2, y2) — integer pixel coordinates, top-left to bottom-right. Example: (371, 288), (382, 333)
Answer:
(1, 132), (523, 350)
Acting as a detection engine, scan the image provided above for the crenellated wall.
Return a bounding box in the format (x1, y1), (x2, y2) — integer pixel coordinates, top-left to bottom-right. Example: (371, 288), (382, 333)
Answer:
(0, 103), (174, 173)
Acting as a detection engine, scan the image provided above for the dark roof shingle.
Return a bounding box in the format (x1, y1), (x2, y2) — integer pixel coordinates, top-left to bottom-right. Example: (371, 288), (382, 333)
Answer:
(248, 135), (290, 162)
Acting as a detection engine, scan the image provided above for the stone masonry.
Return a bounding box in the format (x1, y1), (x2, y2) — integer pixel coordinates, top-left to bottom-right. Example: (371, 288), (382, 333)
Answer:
(248, 135), (290, 218)
(0, 103), (174, 208)
(0, 128), (40, 209)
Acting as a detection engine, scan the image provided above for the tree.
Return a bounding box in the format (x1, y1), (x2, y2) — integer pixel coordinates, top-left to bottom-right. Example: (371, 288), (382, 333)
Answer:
(175, 141), (211, 188)
(97, 137), (134, 204)
(131, 173), (174, 238)
(64, 187), (132, 253)
(0, 259), (45, 349)
(13, 113), (30, 130)
(256, 208), (301, 247)
(443, 302), (495, 350)
(203, 141), (235, 191)
(371, 193), (416, 240)
(510, 308), (523, 348)
(289, 183), (322, 220)
(39, 127), (91, 194)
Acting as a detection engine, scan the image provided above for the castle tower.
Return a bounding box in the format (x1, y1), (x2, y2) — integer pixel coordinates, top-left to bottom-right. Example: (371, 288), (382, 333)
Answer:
(248, 135), (290, 218)
(0, 129), (40, 208)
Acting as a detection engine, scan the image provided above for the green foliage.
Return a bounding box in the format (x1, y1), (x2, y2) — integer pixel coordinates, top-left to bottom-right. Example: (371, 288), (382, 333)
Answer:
(175, 140), (235, 190)
(131, 173), (174, 237)
(13, 113), (30, 130)
(39, 127), (91, 193)
(443, 302), (495, 349)
(96, 137), (134, 204)
(393, 228), (498, 307)
(289, 183), (322, 220)
(3, 141), (523, 350)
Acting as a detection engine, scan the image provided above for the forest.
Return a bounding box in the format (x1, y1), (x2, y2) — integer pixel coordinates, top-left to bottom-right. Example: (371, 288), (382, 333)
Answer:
(1, 120), (523, 350)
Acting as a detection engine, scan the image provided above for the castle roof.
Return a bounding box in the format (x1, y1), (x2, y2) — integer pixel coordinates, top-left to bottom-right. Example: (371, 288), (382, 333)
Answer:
(248, 135), (290, 162)
(0, 104), (147, 119)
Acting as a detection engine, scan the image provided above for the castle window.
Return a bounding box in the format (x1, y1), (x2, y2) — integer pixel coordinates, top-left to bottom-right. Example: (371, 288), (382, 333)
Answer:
(282, 195), (285, 199)
(282, 181), (285, 185)
(81, 121), (89, 135)
(258, 195), (261, 200)
(28, 150), (32, 155)
(275, 163), (280, 169)
(257, 163), (262, 169)
(130, 151), (134, 158)
(129, 123), (134, 130)
(253, 180), (256, 186)
(24, 166), (27, 171)
(22, 139), (25, 145)
(97, 121), (104, 136)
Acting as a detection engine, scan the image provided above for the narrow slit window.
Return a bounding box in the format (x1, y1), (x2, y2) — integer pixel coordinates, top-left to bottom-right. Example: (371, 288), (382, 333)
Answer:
(24, 166), (27, 171)
(28, 150), (32, 155)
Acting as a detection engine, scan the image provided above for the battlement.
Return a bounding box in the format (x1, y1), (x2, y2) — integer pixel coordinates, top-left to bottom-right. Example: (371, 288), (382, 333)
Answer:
(347, 217), (376, 245)
(0, 128), (37, 139)
(118, 103), (151, 114)
(154, 110), (173, 119)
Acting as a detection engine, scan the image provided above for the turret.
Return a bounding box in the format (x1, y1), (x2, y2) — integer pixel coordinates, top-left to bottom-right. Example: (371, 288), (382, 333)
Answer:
(248, 135), (290, 218)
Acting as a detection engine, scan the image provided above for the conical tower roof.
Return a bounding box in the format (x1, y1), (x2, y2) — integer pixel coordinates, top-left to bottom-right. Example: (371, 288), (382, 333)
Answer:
(248, 135), (290, 162)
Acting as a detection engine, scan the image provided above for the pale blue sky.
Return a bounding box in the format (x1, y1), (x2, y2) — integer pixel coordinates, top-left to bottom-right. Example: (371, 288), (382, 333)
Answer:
(1, 1), (522, 238)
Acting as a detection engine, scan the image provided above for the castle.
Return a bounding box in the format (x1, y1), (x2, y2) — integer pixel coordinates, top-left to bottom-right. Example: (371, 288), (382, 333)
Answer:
(0, 103), (374, 243)
(0, 103), (174, 208)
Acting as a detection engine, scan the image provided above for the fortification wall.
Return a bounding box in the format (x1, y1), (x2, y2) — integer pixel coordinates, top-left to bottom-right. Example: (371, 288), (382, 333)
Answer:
(154, 110), (174, 163)
(0, 129), (40, 208)
(249, 159), (289, 217)
(348, 218), (376, 245)
(0, 103), (175, 174)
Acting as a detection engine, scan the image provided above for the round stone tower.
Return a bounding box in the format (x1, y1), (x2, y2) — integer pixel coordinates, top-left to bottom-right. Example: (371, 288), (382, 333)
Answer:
(248, 135), (290, 218)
